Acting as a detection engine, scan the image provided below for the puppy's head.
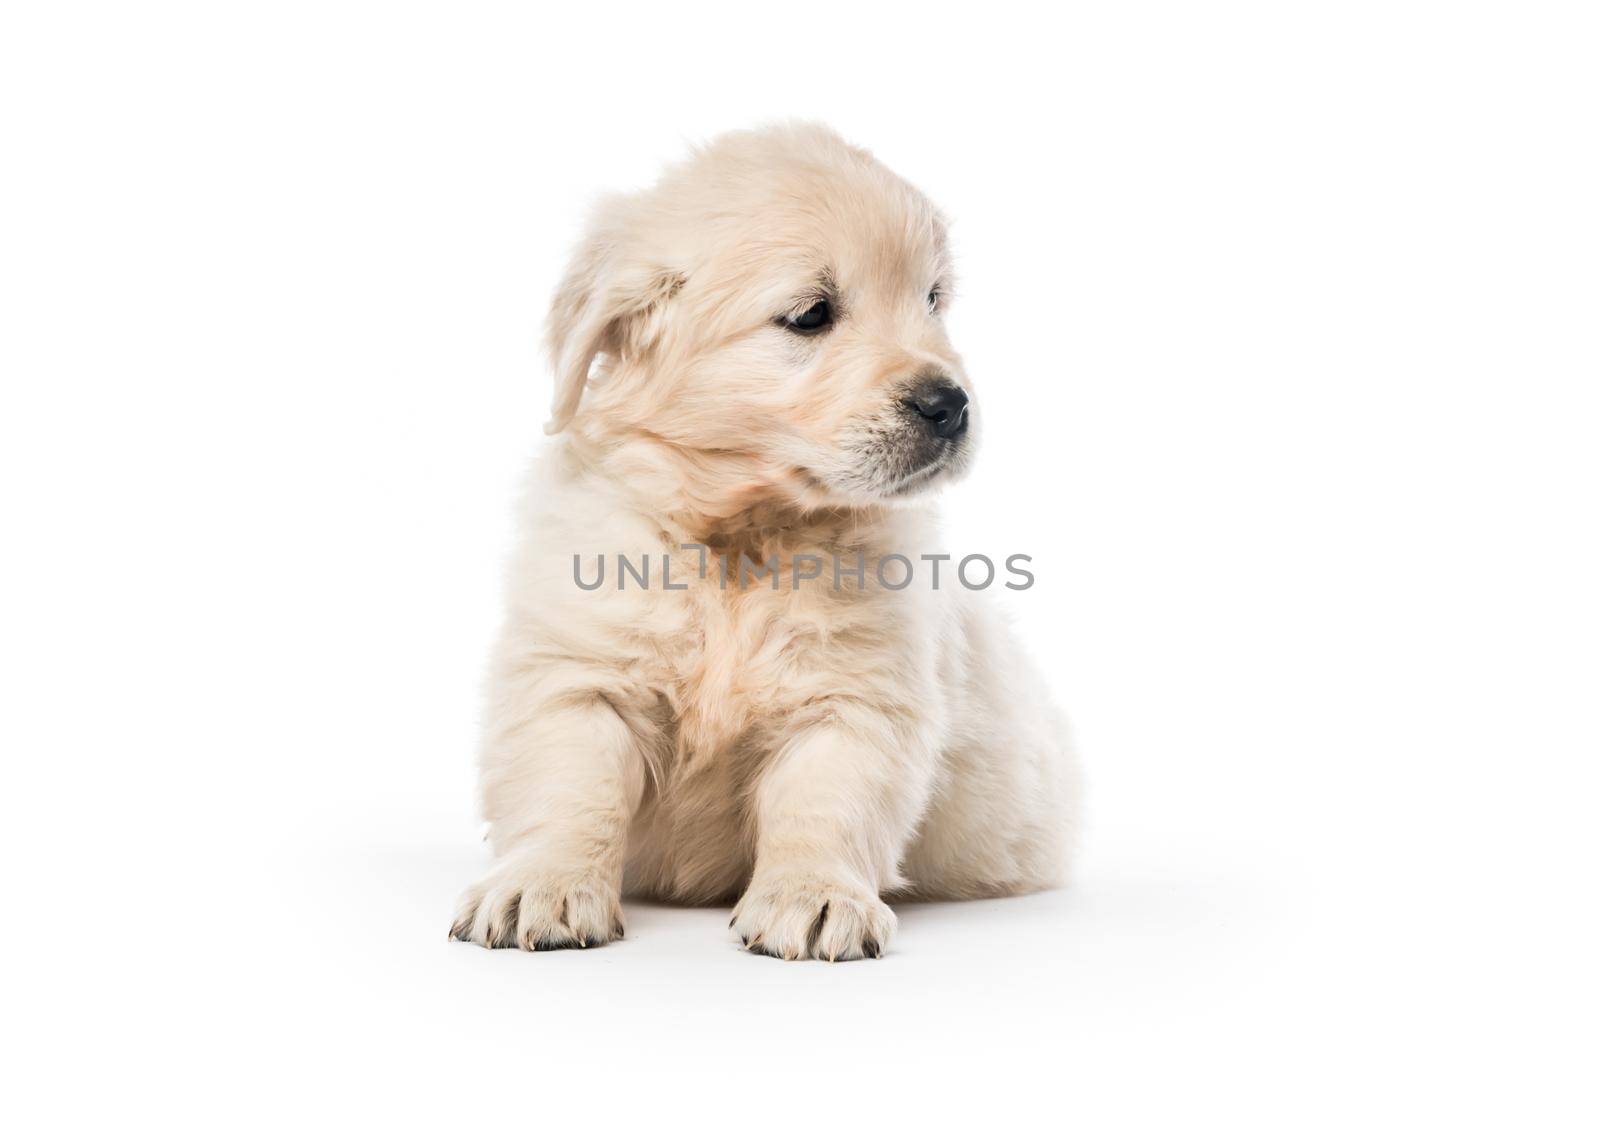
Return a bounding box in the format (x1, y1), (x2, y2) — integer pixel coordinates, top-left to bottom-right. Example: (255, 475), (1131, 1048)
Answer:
(546, 123), (975, 513)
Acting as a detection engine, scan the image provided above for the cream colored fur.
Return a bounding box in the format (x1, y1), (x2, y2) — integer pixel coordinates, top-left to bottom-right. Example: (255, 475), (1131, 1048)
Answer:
(451, 124), (1078, 960)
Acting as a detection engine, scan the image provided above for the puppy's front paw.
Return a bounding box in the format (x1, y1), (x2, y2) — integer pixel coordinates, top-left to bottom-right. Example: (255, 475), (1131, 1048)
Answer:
(449, 864), (622, 951)
(731, 872), (895, 961)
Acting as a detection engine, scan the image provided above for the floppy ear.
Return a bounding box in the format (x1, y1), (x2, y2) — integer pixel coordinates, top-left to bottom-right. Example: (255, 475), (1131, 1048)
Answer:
(543, 216), (683, 435)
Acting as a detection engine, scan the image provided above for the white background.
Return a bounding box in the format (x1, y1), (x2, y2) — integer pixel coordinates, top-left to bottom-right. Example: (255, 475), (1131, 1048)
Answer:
(3, 2), (1596, 1129)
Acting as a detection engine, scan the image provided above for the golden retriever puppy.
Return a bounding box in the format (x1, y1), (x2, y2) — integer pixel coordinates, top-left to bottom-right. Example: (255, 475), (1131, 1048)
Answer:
(451, 123), (1078, 960)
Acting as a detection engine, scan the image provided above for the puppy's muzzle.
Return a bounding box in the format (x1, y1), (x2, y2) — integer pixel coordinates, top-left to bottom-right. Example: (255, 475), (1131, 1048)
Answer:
(906, 378), (970, 440)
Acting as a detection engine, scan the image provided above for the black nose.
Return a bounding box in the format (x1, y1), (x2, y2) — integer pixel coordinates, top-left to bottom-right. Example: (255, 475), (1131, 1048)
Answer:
(908, 380), (970, 440)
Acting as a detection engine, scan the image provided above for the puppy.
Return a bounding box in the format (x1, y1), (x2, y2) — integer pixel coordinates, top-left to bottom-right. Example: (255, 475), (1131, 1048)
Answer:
(451, 124), (1078, 960)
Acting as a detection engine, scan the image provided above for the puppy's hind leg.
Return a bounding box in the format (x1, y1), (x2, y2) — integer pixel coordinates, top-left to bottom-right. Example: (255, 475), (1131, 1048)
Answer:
(897, 601), (1079, 900)
(451, 688), (649, 951)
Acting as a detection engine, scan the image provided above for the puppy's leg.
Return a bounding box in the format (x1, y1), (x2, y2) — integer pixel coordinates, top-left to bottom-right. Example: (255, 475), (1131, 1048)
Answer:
(732, 718), (934, 961)
(897, 600), (1078, 899)
(451, 693), (647, 951)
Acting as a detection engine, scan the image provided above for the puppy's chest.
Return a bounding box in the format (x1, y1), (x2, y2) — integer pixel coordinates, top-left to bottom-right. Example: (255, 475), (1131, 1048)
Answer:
(645, 576), (873, 761)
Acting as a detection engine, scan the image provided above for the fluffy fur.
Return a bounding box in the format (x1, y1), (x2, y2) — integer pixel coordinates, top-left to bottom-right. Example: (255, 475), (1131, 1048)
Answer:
(450, 124), (1078, 960)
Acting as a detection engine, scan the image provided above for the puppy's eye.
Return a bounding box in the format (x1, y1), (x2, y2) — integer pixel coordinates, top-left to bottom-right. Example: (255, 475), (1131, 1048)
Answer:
(784, 300), (833, 334)
(927, 288), (943, 312)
